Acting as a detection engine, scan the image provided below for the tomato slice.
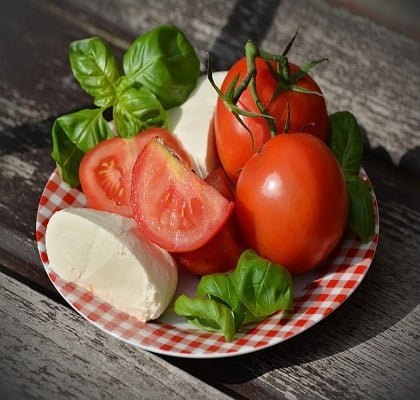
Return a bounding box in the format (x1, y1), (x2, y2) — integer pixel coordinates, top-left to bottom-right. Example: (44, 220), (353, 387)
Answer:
(79, 128), (192, 218)
(131, 141), (234, 252)
(175, 168), (245, 275)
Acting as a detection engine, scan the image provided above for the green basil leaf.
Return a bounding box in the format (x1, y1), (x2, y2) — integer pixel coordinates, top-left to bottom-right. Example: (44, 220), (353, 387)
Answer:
(51, 108), (114, 187)
(230, 249), (294, 317)
(113, 86), (168, 138)
(328, 111), (363, 176)
(123, 25), (200, 109)
(69, 37), (120, 107)
(51, 121), (84, 187)
(173, 295), (236, 342)
(197, 274), (245, 329)
(241, 309), (270, 326)
(346, 175), (375, 243)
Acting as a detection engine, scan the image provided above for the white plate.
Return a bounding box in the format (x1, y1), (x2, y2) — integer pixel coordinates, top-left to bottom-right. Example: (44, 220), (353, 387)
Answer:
(36, 169), (379, 358)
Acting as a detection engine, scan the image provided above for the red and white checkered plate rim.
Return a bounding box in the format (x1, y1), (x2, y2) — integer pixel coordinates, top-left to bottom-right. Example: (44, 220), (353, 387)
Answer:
(36, 169), (379, 358)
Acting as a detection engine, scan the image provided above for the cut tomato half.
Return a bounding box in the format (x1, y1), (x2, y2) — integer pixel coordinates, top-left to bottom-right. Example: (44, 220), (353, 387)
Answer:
(131, 141), (234, 252)
(175, 168), (246, 275)
(79, 128), (192, 217)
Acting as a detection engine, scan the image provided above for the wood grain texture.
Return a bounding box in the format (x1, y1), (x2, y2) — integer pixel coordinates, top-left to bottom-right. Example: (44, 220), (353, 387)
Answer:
(1, 0), (417, 291)
(0, 273), (232, 400)
(37, 0), (420, 170)
(0, 0), (419, 399)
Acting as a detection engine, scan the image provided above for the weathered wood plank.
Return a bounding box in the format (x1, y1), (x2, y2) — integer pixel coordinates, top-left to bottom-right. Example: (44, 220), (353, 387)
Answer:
(0, 1), (419, 399)
(37, 0), (420, 171)
(3, 216), (418, 400)
(1, 0), (418, 292)
(0, 0), (102, 292)
(0, 273), (232, 400)
(259, 0), (420, 172)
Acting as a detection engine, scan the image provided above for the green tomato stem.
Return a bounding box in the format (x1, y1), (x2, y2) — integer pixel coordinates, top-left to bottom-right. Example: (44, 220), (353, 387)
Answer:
(243, 41), (277, 137)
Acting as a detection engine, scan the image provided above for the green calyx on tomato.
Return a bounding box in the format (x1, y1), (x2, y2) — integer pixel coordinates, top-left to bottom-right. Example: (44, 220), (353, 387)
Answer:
(52, 25), (200, 187)
(209, 29), (327, 139)
(174, 249), (294, 342)
(210, 30), (329, 182)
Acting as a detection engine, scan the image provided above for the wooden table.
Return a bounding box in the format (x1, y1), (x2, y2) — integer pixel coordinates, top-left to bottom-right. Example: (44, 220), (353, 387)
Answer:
(1, 0), (419, 398)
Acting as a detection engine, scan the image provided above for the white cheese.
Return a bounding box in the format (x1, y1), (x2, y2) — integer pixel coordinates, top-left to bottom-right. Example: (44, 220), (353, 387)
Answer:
(168, 71), (227, 178)
(45, 208), (178, 322)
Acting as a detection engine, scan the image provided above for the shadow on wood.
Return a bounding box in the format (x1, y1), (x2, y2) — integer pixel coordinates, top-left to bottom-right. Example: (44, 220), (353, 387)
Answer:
(209, 0), (282, 70)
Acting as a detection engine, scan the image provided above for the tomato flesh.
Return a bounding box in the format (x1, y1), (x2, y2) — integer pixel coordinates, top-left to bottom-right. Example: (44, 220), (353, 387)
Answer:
(214, 58), (328, 182)
(131, 141), (234, 252)
(175, 168), (245, 275)
(79, 128), (192, 218)
(235, 133), (348, 274)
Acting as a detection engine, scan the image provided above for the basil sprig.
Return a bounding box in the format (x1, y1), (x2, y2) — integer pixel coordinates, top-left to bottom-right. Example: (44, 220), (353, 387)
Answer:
(174, 249), (294, 341)
(51, 25), (200, 187)
(328, 111), (375, 243)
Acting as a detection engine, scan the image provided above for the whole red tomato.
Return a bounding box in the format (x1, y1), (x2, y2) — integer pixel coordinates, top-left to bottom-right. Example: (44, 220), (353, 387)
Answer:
(235, 133), (348, 274)
(214, 58), (328, 182)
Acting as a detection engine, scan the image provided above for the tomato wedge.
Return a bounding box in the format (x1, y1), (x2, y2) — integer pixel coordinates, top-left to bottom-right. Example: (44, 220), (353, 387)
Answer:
(175, 168), (245, 275)
(131, 141), (234, 252)
(79, 128), (191, 217)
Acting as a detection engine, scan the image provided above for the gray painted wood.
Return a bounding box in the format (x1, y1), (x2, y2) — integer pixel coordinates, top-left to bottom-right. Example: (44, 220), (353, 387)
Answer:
(1, 0), (419, 399)
(0, 273), (232, 400)
(38, 0), (420, 169)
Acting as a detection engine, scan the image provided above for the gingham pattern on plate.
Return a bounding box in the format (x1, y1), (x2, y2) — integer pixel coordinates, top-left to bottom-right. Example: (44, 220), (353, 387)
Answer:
(36, 169), (379, 358)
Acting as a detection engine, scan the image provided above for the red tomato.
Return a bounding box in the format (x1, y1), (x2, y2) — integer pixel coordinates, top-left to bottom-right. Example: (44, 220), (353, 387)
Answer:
(175, 168), (245, 275)
(131, 141), (234, 252)
(203, 167), (234, 202)
(235, 133), (348, 274)
(214, 58), (328, 182)
(79, 128), (192, 218)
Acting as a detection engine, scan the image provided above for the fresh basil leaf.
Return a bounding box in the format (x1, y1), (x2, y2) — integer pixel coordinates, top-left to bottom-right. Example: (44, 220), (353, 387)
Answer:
(69, 37), (120, 107)
(241, 309), (270, 326)
(230, 249), (294, 317)
(51, 108), (114, 187)
(113, 86), (168, 138)
(197, 274), (245, 329)
(51, 120), (84, 187)
(173, 295), (236, 341)
(123, 25), (200, 109)
(175, 249), (295, 340)
(346, 175), (375, 243)
(328, 111), (363, 176)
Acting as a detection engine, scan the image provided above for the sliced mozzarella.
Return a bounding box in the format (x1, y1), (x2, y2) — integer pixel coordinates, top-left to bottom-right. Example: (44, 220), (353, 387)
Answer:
(168, 71), (227, 178)
(45, 208), (178, 322)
